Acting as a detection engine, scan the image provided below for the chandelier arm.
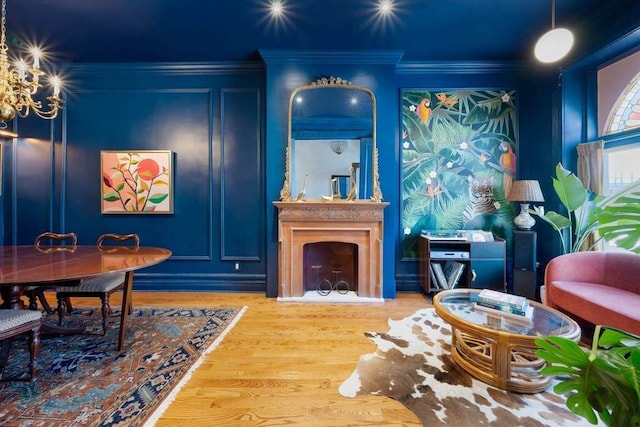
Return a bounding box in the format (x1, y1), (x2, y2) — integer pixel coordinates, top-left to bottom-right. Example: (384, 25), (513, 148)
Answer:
(0, 0), (63, 125)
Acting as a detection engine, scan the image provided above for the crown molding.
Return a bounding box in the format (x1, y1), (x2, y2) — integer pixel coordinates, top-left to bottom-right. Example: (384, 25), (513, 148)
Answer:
(259, 50), (405, 65)
(62, 61), (265, 76)
(397, 61), (523, 75)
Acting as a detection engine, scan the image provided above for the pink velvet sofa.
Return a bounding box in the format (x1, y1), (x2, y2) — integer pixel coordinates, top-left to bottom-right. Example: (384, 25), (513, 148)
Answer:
(544, 251), (640, 336)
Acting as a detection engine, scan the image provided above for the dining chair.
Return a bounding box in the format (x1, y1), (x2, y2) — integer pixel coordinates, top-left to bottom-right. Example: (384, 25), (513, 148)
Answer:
(24, 232), (79, 314)
(55, 233), (139, 350)
(0, 309), (42, 381)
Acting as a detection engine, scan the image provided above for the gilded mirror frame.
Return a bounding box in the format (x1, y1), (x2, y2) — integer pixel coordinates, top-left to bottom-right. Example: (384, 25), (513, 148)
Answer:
(280, 76), (382, 202)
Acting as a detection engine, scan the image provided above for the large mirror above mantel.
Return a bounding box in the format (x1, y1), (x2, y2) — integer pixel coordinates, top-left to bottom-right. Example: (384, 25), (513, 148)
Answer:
(280, 76), (383, 202)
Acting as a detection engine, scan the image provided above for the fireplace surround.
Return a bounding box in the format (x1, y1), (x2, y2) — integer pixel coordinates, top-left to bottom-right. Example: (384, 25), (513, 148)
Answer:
(274, 201), (388, 299)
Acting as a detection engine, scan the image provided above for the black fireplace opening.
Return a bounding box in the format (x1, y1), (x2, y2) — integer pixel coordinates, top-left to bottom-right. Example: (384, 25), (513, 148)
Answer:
(303, 242), (358, 295)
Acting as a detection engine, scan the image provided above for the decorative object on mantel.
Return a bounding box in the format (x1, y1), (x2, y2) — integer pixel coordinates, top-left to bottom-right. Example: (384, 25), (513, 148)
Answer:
(295, 172), (309, 202)
(0, 0), (63, 132)
(507, 179), (545, 230)
(321, 177), (337, 201)
(534, 0), (574, 63)
(346, 166), (358, 201)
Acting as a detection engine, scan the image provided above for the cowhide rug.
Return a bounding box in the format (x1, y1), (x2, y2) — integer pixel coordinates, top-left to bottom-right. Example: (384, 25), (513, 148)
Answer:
(340, 307), (599, 426)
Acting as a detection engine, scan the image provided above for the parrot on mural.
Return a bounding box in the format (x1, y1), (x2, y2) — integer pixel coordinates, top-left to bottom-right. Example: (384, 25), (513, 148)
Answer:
(499, 141), (516, 196)
(417, 98), (432, 125)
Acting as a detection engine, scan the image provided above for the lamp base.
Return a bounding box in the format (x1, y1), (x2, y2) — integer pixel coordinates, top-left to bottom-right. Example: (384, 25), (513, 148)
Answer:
(513, 203), (536, 230)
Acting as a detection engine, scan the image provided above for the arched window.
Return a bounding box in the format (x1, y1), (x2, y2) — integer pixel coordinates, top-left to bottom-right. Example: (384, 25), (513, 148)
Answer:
(604, 72), (640, 134)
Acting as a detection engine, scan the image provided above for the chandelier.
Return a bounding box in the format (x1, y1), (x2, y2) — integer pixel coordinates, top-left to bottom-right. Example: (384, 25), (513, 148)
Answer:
(0, 0), (62, 130)
(330, 140), (347, 155)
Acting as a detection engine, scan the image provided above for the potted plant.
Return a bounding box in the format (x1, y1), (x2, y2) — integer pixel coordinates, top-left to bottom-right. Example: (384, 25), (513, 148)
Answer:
(531, 163), (640, 254)
(535, 328), (640, 426)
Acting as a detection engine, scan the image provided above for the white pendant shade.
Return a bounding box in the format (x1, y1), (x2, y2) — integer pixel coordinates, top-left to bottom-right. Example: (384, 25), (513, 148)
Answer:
(534, 27), (574, 63)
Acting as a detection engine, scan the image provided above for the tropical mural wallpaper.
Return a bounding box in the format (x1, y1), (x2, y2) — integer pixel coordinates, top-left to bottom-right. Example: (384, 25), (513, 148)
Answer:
(401, 89), (518, 257)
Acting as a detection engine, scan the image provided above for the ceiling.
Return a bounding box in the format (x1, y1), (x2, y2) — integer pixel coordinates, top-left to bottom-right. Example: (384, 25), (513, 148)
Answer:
(7, 0), (606, 64)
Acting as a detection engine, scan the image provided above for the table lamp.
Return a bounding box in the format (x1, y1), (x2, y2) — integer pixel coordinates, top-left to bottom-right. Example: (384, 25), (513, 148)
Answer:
(507, 180), (545, 230)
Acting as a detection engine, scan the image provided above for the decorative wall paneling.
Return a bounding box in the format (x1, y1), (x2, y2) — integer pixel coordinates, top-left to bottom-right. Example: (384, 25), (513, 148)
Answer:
(5, 63), (266, 292)
(220, 88), (262, 262)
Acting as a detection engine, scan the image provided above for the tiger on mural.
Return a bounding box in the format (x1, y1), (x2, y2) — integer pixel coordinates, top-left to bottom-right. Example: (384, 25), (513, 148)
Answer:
(462, 176), (497, 223)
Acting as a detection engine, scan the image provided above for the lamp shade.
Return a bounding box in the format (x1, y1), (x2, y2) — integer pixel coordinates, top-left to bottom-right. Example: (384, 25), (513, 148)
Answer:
(507, 180), (545, 203)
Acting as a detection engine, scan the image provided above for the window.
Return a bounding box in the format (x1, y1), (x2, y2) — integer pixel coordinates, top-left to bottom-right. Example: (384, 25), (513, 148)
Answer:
(603, 144), (640, 196)
(598, 51), (640, 252)
(604, 72), (640, 135)
(599, 51), (640, 196)
(598, 50), (640, 136)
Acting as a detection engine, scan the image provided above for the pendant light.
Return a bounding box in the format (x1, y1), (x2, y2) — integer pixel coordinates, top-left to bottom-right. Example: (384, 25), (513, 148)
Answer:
(534, 0), (574, 63)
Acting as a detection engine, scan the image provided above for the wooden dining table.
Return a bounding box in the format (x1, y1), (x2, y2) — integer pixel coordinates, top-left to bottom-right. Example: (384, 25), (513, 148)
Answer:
(0, 245), (171, 349)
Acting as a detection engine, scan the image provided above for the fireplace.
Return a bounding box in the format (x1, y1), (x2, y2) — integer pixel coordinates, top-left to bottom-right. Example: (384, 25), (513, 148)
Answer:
(274, 201), (389, 299)
(304, 242), (358, 294)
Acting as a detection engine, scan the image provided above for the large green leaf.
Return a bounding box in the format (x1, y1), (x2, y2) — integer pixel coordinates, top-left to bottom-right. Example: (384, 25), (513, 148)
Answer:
(537, 327), (640, 427)
(552, 163), (588, 213)
(535, 210), (572, 232)
(597, 180), (640, 254)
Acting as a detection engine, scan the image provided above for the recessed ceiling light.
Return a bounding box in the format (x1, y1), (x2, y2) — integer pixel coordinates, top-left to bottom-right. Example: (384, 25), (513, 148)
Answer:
(365, 0), (403, 33)
(270, 0), (284, 17)
(257, 0), (293, 34)
(378, 0), (393, 16)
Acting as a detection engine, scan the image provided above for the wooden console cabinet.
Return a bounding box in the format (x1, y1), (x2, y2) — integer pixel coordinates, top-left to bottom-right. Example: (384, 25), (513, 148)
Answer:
(419, 234), (506, 293)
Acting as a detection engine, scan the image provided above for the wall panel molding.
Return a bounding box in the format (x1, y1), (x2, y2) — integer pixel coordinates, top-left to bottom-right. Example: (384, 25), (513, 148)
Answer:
(220, 88), (262, 261)
(62, 87), (214, 260)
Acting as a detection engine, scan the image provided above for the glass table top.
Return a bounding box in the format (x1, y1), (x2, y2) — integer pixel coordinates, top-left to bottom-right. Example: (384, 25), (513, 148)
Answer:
(433, 288), (580, 338)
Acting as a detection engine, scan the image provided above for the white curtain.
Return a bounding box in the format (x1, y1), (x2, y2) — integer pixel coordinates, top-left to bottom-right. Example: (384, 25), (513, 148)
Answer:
(576, 140), (604, 250)
(577, 140), (604, 194)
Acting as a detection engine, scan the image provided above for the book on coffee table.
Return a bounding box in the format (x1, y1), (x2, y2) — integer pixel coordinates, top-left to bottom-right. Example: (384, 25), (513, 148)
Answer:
(473, 301), (533, 322)
(477, 289), (529, 312)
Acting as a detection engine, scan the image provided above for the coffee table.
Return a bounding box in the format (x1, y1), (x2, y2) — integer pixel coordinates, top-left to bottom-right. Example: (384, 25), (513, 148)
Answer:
(433, 288), (580, 393)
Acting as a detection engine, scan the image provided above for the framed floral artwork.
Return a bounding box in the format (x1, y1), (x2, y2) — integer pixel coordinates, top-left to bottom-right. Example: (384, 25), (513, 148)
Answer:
(101, 150), (173, 214)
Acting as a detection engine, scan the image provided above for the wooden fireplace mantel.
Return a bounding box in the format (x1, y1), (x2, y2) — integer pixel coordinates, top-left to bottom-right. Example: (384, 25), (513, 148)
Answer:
(274, 200), (389, 299)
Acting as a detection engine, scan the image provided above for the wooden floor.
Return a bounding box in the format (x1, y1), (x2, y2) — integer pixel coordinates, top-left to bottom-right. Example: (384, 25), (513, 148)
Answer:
(117, 291), (430, 426)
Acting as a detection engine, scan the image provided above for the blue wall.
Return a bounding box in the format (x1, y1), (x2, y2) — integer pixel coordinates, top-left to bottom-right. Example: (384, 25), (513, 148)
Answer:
(2, 0), (639, 296)
(3, 63), (268, 291)
(259, 50), (403, 298)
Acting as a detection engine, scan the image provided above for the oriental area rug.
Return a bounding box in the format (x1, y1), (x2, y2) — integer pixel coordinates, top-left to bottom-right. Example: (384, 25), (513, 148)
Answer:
(0, 306), (246, 426)
(340, 308), (601, 427)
